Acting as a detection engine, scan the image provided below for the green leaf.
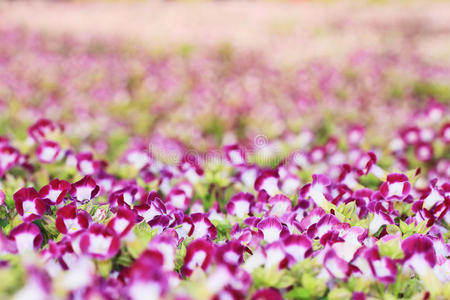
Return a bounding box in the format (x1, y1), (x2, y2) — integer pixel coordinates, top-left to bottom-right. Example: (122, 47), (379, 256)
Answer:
(386, 224), (401, 235)
(127, 221), (156, 258)
(377, 236), (404, 259)
(302, 272), (327, 297)
(327, 288), (352, 300)
(95, 259), (112, 278)
(286, 287), (311, 300)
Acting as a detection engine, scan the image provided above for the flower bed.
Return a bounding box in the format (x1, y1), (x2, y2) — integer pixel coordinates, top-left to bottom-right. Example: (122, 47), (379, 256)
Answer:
(0, 28), (449, 300)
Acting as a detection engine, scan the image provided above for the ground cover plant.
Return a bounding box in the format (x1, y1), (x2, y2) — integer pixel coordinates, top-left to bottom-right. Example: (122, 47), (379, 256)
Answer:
(0, 27), (449, 300)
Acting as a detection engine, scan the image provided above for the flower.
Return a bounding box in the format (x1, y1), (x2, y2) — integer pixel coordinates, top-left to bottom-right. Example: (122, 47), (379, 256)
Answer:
(79, 223), (120, 260)
(14, 187), (45, 222)
(9, 223), (43, 254)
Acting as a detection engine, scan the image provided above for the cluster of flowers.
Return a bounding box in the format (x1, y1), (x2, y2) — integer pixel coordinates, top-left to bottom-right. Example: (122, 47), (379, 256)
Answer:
(0, 113), (448, 300)
(1, 27), (450, 155)
(0, 26), (449, 300)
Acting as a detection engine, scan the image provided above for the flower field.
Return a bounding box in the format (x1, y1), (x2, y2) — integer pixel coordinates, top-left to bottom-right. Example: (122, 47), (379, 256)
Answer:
(0, 2), (449, 300)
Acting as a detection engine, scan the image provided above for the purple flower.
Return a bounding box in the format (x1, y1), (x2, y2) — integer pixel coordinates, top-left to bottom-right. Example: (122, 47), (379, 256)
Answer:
(9, 222), (43, 254)
(14, 187), (45, 222)
(69, 176), (100, 203)
(226, 192), (254, 218)
(79, 223), (120, 260)
(36, 140), (61, 163)
(379, 173), (411, 201)
(39, 179), (71, 205)
(402, 234), (437, 277)
(56, 203), (91, 235)
(181, 238), (215, 276)
(0, 145), (20, 177)
(257, 216), (283, 243)
(224, 144), (247, 166)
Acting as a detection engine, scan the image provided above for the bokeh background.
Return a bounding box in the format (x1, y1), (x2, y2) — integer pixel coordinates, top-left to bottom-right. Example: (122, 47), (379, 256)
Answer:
(0, 0), (449, 163)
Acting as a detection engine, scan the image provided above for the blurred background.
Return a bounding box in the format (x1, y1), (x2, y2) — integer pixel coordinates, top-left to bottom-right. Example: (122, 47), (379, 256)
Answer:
(0, 0), (449, 162)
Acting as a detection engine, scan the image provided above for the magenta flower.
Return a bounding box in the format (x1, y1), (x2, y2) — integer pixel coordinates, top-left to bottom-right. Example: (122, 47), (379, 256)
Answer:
(440, 122), (450, 144)
(28, 118), (63, 143)
(56, 203), (91, 235)
(226, 192), (254, 218)
(421, 179), (446, 210)
(79, 223), (120, 260)
(308, 146), (326, 164)
(251, 288), (283, 300)
(401, 234), (437, 276)
(215, 240), (245, 272)
(181, 238), (215, 276)
(363, 246), (397, 284)
(369, 211), (394, 236)
(166, 188), (190, 211)
(109, 185), (140, 208)
(400, 127), (421, 145)
(0, 189), (5, 206)
(299, 174), (331, 208)
(147, 233), (177, 271)
(257, 216), (283, 243)
(414, 142), (434, 162)
(9, 222), (43, 254)
(14, 187), (45, 222)
(379, 173), (411, 201)
(230, 224), (254, 246)
(76, 152), (102, 176)
(347, 125), (365, 146)
(69, 176), (99, 203)
(307, 213), (341, 239)
(254, 170), (280, 197)
(36, 140), (61, 163)
(323, 248), (353, 280)
(191, 213), (217, 240)
(39, 178), (71, 205)
(0, 145), (20, 177)
(283, 234), (312, 263)
(268, 194), (292, 217)
(125, 249), (168, 300)
(224, 144), (247, 166)
(107, 206), (136, 237)
(134, 191), (167, 222)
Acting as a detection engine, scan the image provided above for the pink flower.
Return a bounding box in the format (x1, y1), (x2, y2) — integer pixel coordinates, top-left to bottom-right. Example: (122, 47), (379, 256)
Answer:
(39, 178), (71, 205)
(251, 288), (283, 300)
(107, 206), (136, 237)
(69, 176), (99, 203)
(401, 234), (437, 277)
(181, 238), (215, 276)
(0, 189), (5, 206)
(9, 222), (43, 254)
(414, 142), (434, 162)
(56, 203), (91, 235)
(254, 170), (280, 197)
(347, 125), (365, 146)
(191, 213), (217, 240)
(299, 174), (331, 208)
(440, 122), (450, 144)
(14, 187), (46, 222)
(226, 192), (254, 218)
(0, 145), (20, 177)
(224, 144), (247, 166)
(28, 118), (63, 143)
(79, 223), (120, 260)
(36, 140), (61, 163)
(257, 217), (283, 243)
(166, 188), (190, 212)
(76, 152), (101, 176)
(134, 191), (166, 222)
(379, 173), (411, 201)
